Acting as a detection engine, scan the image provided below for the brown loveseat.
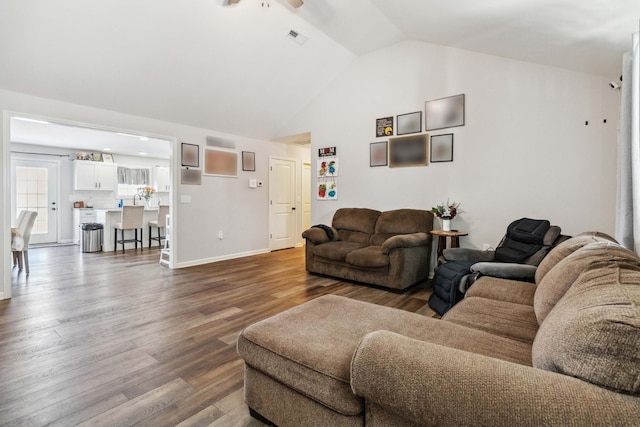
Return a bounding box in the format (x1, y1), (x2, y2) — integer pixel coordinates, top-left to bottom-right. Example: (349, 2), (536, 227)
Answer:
(301, 208), (434, 290)
(237, 232), (640, 426)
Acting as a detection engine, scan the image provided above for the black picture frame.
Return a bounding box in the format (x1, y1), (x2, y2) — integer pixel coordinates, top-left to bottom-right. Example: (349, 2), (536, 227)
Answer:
(430, 134), (454, 163)
(242, 151), (256, 171)
(370, 141), (388, 167)
(181, 143), (199, 167)
(396, 111), (422, 135)
(425, 94), (465, 131)
(376, 116), (394, 137)
(388, 134), (428, 167)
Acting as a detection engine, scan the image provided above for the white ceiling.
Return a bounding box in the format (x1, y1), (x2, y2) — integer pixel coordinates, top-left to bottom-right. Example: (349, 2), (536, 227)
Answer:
(10, 117), (172, 159)
(1, 0), (638, 148)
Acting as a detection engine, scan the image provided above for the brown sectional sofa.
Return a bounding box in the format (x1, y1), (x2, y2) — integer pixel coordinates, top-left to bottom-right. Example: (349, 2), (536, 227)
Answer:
(301, 208), (434, 290)
(238, 231), (640, 426)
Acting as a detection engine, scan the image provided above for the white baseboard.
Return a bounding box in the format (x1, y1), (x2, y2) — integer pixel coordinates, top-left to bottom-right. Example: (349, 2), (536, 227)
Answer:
(173, 248), (271, 269)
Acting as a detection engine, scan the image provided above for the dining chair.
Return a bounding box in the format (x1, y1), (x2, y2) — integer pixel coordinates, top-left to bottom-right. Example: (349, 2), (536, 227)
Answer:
(148, 205), (169, 248)
(12, 210), (38, 274)
(159, 214), (170, 266)
(113, 205), (144, 253)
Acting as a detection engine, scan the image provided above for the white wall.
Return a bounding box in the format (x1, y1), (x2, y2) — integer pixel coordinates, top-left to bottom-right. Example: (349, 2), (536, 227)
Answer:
(280, 40), (620, 259)
(1, 89), (309, 298)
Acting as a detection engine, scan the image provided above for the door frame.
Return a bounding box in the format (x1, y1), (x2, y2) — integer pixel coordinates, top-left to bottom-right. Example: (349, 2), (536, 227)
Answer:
(2, 110), (178, 300)
(10, 156), (60, 244)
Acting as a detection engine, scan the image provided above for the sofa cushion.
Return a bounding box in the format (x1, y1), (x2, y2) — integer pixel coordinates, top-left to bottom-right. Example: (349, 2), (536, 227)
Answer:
(369, 209), (433, 246)
(532, 259), (640, 395)
(534, 231), (616, 284)
(333, 208), (381, 244)
(345, 246), (389, 268)
(443, 296), (539, 344)
(313, 241), (365, 262)
(466, 277), (536, 306)
(534, 242), (639, 324)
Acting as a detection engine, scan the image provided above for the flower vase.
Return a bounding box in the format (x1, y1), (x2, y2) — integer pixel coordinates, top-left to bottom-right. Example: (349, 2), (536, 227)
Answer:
(442, 219), (451, 231)
(144, 198), (152, 209)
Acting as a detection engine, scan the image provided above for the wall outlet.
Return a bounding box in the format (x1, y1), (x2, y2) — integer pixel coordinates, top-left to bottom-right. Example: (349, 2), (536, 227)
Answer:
(218, 230), (224, 240)
(483, 243), (491, 251)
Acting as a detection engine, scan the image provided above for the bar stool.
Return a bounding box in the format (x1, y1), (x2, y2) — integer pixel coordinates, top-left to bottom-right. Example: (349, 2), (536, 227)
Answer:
(148, 205), (169, 248)
(114, 205), (144, 253)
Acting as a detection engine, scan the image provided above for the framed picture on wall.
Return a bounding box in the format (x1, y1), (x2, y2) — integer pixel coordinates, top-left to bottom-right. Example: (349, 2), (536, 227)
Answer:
(181, 143), (199, 167)
(396, 111), (422, 135)
(370, 141), (388, 167)
(242, 151), (256, 171)
(203, 147), (238, 177)
(102, 153), (114, 163)
(430, 134), (454, 163)
(388, 134), (428, 167)
(376, 116), (394, 137)
(425, 94), (465, 131)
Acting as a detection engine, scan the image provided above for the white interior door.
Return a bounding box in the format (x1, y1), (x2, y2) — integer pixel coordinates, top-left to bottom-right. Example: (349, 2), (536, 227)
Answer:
(12, 159), (59, 244)
(269, 157), (296, 251)
(302, 162), (311, 235)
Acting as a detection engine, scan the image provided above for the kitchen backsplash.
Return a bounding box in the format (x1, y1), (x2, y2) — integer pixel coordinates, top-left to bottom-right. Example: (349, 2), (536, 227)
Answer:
(71, 190), (170, 208)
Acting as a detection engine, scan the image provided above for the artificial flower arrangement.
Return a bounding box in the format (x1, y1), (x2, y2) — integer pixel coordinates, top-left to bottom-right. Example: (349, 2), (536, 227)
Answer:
(137, 186), (156, 200)
(431, 200), (461, 220)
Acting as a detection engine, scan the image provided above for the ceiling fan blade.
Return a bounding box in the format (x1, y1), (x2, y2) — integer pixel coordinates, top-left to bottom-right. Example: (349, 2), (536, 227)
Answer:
(287, 0), (303, 7)
(227, 0), (241, 4)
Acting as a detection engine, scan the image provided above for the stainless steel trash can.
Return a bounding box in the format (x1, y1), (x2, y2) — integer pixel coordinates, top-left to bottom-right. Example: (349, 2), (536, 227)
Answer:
(81, 223), (103, 253)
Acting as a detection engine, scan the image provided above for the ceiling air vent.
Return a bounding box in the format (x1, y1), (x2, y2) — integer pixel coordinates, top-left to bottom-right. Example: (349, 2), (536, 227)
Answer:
(286, 29), (308, 45)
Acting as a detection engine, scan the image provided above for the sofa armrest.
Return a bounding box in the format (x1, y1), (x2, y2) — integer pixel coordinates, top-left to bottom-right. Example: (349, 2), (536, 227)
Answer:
(351, 331), (640, 426)
(470, 262), (537, 282)
(380, 232), (431, 254)
(442, 248), (495, 263)
(302, 226), (338, 244)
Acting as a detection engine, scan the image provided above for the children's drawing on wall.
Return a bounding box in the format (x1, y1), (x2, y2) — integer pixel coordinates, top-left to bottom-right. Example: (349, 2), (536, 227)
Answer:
(317, 181), (338, 200)
(317, 159), (338, 177)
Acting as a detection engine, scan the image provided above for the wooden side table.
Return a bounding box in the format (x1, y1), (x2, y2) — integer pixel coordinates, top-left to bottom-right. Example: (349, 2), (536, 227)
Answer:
(430, 230), (469, 258)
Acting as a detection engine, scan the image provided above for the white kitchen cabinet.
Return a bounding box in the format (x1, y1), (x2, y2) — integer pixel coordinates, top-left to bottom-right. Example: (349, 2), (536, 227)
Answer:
(74, 161), (117, 191)
(153, 166), (170, 192)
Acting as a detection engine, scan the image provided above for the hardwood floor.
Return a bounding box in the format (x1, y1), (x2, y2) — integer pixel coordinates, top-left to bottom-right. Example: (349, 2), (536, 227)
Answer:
(2, 245), (435, 426)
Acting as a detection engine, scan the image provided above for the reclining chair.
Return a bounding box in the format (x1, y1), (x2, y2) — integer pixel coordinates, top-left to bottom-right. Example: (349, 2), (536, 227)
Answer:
(429, 218), (567, 315)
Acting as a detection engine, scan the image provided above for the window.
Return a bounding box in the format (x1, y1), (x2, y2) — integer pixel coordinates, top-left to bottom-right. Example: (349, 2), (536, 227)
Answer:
(15, 166), (48, 234)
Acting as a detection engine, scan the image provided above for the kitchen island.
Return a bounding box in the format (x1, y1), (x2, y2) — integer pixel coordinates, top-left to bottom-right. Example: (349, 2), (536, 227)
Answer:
(96, 208), (163, 252)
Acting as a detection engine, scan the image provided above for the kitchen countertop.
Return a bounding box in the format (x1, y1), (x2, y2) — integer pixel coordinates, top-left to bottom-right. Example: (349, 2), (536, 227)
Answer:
(96, 207), (159, 212)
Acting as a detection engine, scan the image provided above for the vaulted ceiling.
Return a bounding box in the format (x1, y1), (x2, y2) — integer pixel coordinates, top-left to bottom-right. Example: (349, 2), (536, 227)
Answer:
(0, 0), (637, 142)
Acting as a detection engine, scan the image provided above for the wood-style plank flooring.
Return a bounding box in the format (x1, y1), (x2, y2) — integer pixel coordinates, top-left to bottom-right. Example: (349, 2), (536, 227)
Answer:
(2, 245), (435, 426)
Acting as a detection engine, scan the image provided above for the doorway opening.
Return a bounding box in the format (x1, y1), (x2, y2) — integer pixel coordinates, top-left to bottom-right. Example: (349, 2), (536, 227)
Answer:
(268, 132), (312, 251)
(4, 112), (177, 299)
